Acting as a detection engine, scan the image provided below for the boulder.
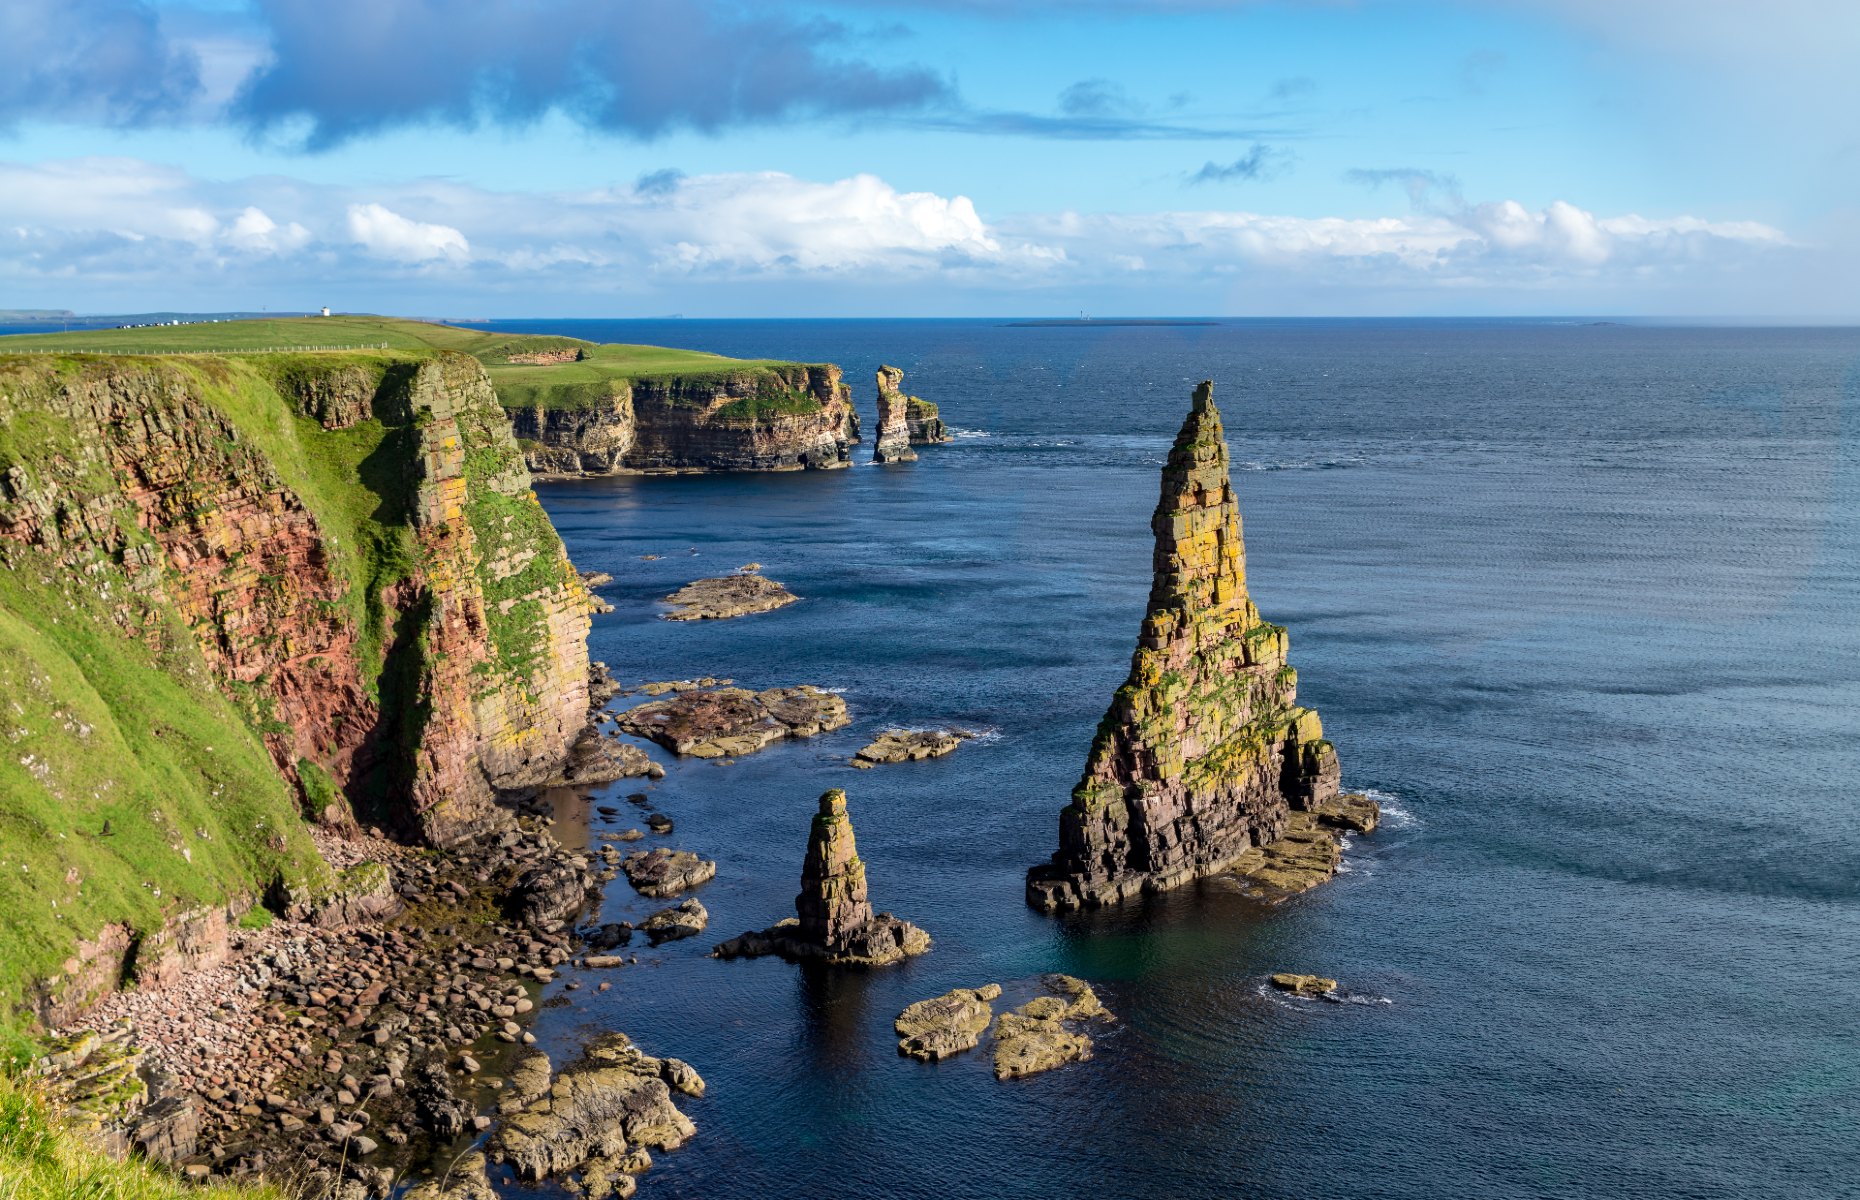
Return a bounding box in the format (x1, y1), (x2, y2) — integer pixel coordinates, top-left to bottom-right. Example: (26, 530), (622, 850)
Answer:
(621, 849), (716, 898)
(1269, 972), (1338, 997)
(640, 899), (709, 944)
(487, 1033), (696, 1184)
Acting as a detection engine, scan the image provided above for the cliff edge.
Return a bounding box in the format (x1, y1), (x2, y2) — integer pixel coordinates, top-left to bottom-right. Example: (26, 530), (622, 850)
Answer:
(1026, 381), (1341, 911)
(0, 347), (594, 1029)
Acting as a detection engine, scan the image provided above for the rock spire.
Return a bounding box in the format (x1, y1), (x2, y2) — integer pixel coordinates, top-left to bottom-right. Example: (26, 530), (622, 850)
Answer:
(1026, 381), (1343, 911)
(714, 789), (930, 965)
(871, 366), (918, 463)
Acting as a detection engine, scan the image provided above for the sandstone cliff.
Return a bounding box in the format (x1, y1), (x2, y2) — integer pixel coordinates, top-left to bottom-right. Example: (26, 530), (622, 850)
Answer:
(871, 366), (918, 464)
(1026, 381), (1341, 911)
(0, 348), (594, 1026)
(508, 364), (859, 476)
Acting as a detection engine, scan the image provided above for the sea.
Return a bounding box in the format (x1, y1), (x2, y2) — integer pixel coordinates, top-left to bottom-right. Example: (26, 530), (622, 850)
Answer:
(25, 317), (1860, 1197)
(464, 318), (1859, 1200)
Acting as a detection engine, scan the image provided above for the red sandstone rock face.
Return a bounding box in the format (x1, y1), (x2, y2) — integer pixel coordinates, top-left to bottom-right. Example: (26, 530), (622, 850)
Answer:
(0, 354), (593, 849)
(871, 365), (917, 464)
(1027, 381), (1340, 911)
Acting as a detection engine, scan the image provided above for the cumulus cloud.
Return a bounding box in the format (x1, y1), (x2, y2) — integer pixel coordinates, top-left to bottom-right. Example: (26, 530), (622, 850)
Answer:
(0, 0), (203, 128)
(233, 0), (950, 149)
(0, 156), (1795, 309)
(346, 204), (470, 263)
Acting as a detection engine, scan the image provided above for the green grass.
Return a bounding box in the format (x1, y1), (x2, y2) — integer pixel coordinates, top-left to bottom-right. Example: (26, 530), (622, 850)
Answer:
(0, 1071), (289, 1199)
(0, 316), (818, 411)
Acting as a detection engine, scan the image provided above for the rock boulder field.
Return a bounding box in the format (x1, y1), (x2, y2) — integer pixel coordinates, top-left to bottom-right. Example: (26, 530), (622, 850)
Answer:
(1027, 381), (1376, 912)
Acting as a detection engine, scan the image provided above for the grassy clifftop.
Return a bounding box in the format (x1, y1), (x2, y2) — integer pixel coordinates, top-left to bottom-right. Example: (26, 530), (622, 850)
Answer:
(0, 343), (592, 1044)
(1, 315), (819, 412)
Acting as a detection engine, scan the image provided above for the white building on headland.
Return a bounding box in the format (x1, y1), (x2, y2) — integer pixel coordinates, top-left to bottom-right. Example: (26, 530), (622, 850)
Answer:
(320, 306), (331, 317)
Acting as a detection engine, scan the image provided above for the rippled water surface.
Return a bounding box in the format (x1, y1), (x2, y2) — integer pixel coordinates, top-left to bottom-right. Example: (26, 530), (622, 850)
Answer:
(473, 319), (1858, 1199)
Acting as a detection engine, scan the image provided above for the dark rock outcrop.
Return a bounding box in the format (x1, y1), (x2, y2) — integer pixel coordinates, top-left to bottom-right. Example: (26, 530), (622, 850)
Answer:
(1027, 381), (1360, 912)
(509, 365), (859, 476)
(872, 366), (918, 464)
(713, 789), (929, 967)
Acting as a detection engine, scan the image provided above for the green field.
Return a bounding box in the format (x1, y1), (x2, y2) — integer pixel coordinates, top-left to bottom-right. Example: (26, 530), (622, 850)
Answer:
(0, 315), (816, 410)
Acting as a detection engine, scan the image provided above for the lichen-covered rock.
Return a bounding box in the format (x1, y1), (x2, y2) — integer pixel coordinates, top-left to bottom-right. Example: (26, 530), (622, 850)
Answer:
(1027, 381), (1347, 911)
(487, 1032), (696, 1185)
(895, 985), (1001, 1061)
(616, 685), (847, 758)
(872, 366), (918, 464)
(853, 728), (973, 766)
(621, 849), (716, 898)
(403, 1152), (499, 1200)
(661, 571), (798, 621)
(509, 365), (858, 476)
(905, 396), (950, 444)
(712, 790), (930, 967)
(1270, 972), (1338, 996)
(1222, 811), (1342, 900)
(990, 975), (1113, 1080)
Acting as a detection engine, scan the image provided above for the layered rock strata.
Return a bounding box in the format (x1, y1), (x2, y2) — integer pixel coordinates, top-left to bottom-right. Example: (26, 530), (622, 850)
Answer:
(1026, 381), (1347, 912)
(509, 365), (859, 476)
(871, 366), (918, 464)
(713, 790), (929, 967)
(616, 685), (848, 758)
(853, 727), (974, 766)
(487, 1032), (700, 1192)
(0, 349), (598, 1024)
(895, 985), (1000, 1061)
(660, 571), (798, 621)
(992, 975), (1113, 1081)
(905, 396), (950, 444)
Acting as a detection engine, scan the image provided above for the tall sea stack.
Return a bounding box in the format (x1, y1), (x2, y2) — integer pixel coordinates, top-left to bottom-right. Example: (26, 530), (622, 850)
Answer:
(1026, 381), (1341, 911)
(872, 366), (919, 463)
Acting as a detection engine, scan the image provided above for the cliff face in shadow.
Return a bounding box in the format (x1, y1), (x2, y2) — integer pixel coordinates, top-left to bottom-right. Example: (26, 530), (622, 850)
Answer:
(0, 348), (595, 1024)
(508, 364), (859, 476)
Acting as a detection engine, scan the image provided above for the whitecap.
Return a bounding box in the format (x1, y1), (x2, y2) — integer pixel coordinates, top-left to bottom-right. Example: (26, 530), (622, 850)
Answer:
(1359, 787), (1420, 830)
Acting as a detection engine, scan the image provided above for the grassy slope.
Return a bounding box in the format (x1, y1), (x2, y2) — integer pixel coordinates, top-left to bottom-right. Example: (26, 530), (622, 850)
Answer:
(0, 1071), (286, 1198)
(0, 316), (816, 411)
(0, 353), (448, 1044)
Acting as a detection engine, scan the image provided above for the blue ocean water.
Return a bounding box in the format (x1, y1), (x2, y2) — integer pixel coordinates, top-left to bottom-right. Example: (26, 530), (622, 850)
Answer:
(471, 318), (1860, 1200)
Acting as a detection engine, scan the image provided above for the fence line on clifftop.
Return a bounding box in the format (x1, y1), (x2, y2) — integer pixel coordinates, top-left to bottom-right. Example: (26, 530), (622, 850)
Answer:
(1, 343), (393, 356)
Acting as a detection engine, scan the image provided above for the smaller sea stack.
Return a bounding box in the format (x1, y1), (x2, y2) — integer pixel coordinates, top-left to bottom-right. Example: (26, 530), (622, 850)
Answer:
(872, 366), (919, 463)
(713, 789), (930, 966)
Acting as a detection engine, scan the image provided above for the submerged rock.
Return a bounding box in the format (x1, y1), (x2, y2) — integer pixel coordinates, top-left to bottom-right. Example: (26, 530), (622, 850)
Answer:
(895, 985), (1001, 1061)
(853, 728), (974, 766)
(617, 685), (848, 758)
(1027, 381), (1355, 912)
(660, 571), (799, 621)
(713, 789), (930, 967)
(872, 366), (919, 464)
(991, 975), (1113, 1081)
(1269, 972), (1338, 997)
(621, 849), (716, 898)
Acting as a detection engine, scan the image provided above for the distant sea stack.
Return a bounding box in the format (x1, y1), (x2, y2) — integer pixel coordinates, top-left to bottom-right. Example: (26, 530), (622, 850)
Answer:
(714, 789), (930, 965)
(1026, 381), (1343, 911)
(872, 366), (919, 464)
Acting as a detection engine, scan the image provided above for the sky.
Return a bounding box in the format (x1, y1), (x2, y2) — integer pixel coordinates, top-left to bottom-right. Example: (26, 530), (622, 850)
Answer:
(1, 0), (1854, 318)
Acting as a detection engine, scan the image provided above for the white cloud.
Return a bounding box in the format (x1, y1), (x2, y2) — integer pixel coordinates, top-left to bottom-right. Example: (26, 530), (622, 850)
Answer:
(0, 156), (1804, 312)
(345, 202), (469, 263)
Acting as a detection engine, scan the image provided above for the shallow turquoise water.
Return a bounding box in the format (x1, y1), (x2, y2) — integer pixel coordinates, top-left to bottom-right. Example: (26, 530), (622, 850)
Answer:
(481, 319), (1859, 1199)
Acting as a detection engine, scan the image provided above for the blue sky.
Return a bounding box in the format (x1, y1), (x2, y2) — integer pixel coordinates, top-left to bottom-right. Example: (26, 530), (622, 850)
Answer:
(1, 0), (1853, 317)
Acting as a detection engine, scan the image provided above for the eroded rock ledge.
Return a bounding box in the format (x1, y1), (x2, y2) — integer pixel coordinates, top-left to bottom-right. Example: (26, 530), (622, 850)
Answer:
(660, 569), (798, 621)
(1027, 381), (1369, 912)
(616, 684), (848, 758)
(714, 789), (929, 967)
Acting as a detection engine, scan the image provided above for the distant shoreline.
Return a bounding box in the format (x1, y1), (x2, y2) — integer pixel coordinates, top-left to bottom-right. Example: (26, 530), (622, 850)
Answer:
(1002, 319), (1221, 328)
